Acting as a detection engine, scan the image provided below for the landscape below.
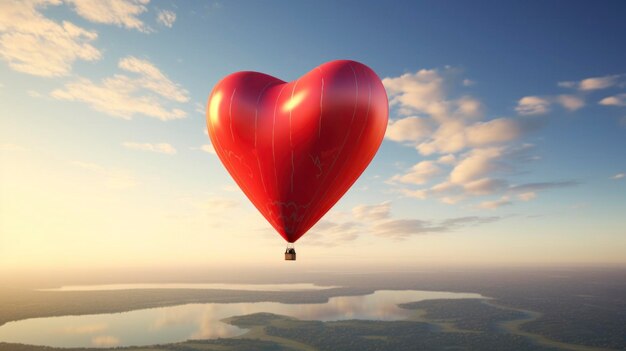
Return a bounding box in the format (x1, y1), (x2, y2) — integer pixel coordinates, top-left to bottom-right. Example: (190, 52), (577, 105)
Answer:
(0, 268), (623, 351)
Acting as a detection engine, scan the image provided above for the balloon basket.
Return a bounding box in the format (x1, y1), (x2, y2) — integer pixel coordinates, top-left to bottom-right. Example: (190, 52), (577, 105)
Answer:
(285, 244), (296, 261)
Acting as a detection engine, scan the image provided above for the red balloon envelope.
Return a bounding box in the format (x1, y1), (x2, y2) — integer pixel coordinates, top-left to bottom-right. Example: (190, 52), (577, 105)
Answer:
(206, 60), (388, 243)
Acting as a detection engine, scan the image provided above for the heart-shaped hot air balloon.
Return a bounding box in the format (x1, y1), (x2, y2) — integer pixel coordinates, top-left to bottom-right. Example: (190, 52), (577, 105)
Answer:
(206, 60), (388, 259)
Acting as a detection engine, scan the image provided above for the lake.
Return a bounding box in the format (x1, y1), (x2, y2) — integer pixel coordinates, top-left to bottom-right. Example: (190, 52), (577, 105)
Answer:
(0, 285), (484, 348)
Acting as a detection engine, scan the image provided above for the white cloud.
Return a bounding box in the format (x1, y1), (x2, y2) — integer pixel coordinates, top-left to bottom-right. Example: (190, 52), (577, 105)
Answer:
(517, 94), (585, 115)
(156, 9), (176, 28)
(385, 116), (432, 143)
(371, 215), (499, 240)
(559, 75), (621, 91)
(612, 173), (625, 180)
(390, 161), (441, 185)
(450, 147), (503, 184)
(579, 75), (620, 91)
(556, 95), (585, 111)
(305, 219), (361, 246)
(352, 201), (391, 221)
(372, 219), (444, 239)
(415, 118), (524, 156)
(0, 0), (101, 77)
(190, 143), (216, 154)
(307, 202), (501, 243)
(516, 96), (550, 115)
(195, 102), (206, 114)
(66, 0), (149, 32)
(463, 178), (508, 196)
(51, 56), (188, 121)
(397, 144), (569, 206)
(465, 118), (522, 145)
(200, 144), (215, 154)
(508, 181), (578, 193)
(599, 93), (626, 107)
(478, 196), (512, 209)
(455, 96), (483, 119)
(122, 142), (176, 155)
(437, 154), (456, 165)
(382, 68), (559, 208)
(117, 56), (189, 103)
(383, 69), (448, 120)
(383, 69), (525, 157)
(518, 192), (537, 201)
(416, 120), (467, 155)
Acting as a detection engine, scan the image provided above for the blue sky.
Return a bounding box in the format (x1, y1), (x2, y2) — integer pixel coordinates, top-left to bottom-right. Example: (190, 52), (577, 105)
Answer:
(1, 0), (625, 270)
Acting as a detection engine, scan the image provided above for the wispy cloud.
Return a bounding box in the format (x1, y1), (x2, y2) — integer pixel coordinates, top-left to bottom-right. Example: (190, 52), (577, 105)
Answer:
(462, 79), (475, 86)
(0, 0), (101, 77)
(478, 196), (512, 209)
(557, 95), (585, 111)
(507, 180), (579, 193)
(383, 68), (534, 156)
(67, 0), (150, 32)
(599, 93), (626, 107)
(372, 215), (500, 240)
(195, 102), (206, 115)
(122, 142), (176, 155)
(516, 95), (584, 116)
(517, 192), (536, 201)
(612, 173), (624, 180)
(118, 56), (189, 103)
(385, 116), (432, 144)
(199, 144), (216, 154)
(352, 201), (391, 221)
(306, 202), (501, 244)
(51, 56), (188, 120)
(371, 219), (446, 239)
(190, 143), (216, 154)
(400, 147), (577, 207)
(305, 219), (361, 246)
(383, 68), (549, 208)
(516, 96), (551, 115)
(156, 9), (176, 28)
(559, 74), (621, 91)
(389, 161), (441, 185)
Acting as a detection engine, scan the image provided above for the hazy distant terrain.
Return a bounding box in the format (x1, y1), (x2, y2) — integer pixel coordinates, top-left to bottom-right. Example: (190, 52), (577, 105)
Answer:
(0, 268), (624, 351)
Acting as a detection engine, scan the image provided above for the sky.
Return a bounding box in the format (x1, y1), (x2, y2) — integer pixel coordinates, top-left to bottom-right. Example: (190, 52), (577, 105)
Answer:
(1, 0), (625, 272)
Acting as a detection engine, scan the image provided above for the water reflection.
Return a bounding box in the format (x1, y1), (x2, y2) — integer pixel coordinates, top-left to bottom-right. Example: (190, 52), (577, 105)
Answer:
(0, 289), (483, 348)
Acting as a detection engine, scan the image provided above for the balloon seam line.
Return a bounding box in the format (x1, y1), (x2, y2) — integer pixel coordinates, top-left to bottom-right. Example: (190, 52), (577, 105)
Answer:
(229, 88), (237, 142)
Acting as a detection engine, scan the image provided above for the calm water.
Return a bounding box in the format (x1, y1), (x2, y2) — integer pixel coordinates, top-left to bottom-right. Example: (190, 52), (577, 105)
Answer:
(0, 288), (484, 348)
